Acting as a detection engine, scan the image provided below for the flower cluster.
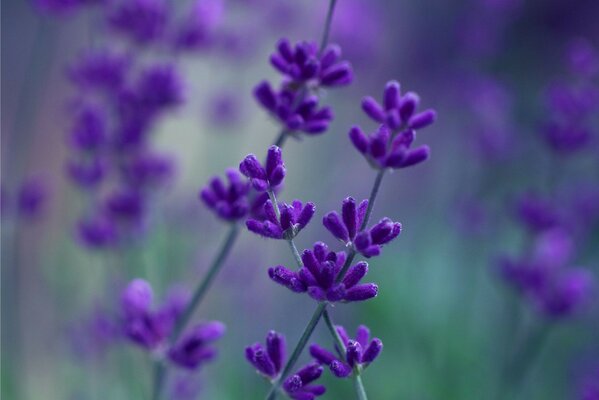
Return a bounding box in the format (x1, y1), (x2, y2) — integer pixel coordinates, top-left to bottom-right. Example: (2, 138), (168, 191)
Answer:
(245, 331), (325, 400)
(310, 324), (382, 378)
(254, 38), (353, 138)
(541, 39), (598, 154)
(268, 242), (378, 303)
(0, 177), (49, 220)
(498, 229), (593, 318)
(121, 279), (225, 370)
(66, 48), (182, 249)
(349, 81), (436, 170)
(247, 199), (315, 240)
(239, 145), (286, 191)
(323, 197), (401, 257)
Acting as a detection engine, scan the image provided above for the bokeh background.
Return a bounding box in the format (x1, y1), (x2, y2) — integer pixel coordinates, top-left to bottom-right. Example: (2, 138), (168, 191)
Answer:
(2, 0), (599, 399)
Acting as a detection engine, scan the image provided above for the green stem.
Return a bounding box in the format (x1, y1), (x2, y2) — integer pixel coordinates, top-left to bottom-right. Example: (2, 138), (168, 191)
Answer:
(265, 303), (327, 400)
(496, 323), (553, 400)
(319, 0), (338, 53)
(353, 374), (369, 400)
(151, 361), (166, 400)
(170, 223), (240, 341)
(273, 129), (289, 148)
(323, 310), (369, 400)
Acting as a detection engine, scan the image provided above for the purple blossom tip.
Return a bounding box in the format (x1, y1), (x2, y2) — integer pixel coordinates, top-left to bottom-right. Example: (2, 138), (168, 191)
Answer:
(362, 338), (383, 363)
(345, 283), (378, 302)
(122, 279), (153, 316)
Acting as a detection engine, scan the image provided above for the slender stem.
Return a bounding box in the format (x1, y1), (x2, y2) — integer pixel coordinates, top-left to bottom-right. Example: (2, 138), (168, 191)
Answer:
(323, 309), (346, 357)
(170, 223), (240, 341)
(360, 169), (386, 231)
(319, 0), (338, 53)
(151, 361), (166, 400)
(274, 129), (289, 148)
(267, 190), (282, 221)
(323, 310), (369, 400)
(287, 240), (303, 269)
(353, 374), (369, 400)
(496, 322), (553, 400)
(266, 303), (327, 400)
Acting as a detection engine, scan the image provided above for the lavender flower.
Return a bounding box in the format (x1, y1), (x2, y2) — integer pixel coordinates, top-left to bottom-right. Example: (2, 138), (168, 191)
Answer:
(360, 81), (437, 131)
(68, 49), (130, 94)
(323, 197), (401, 258)
(498, 229), (594, 318)
(349, 124), (431, 170)
(246, 331), (326, 399)
(172, 0), (223, 52)
(168, 321), (226, 370)
(200, 169), (250, 221)
(66, 157), (106, 188)
(68, 104), (108, 151)
(77, 215), (117, 249)
(514, 193), (560, 233)
(105, 189), (146, 223)
(246, 199), (315, 240)
(254, 82), (333, 134)
(268, 242), (378, 303)
(239, 145), (286, 191)
(133, 63), (185, 115)
(17, 177), (48, 218)
(121, 152), (174, 189)
(269, 39), (353, 88)
(121, 279), (190, 350)
(107, 0), (169, 45)
(310, 324), (382, 378)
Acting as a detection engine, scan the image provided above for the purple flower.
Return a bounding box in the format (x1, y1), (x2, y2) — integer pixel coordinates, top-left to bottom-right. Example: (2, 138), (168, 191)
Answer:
(68, 104), (107, 152)
(246, 199), (315, 240)
(254, 81), (334, 135)
(566, 38), (599, 78)
(269, 38), (353, 88)
(239, 145), (286, 191)
(168, 321), (226, 370)
(246, 331), (326, 399)
(514, 193), (560, 232)
(121, 279), (190, 350)
(541, 123), (592, 154)
(107, 0), (169, 45)
(172, 0), (224, 51)
(105, 189), (146, 223)
(77, 215), (118, 249)
(17, 177), (48, 218)
(66, 157), (107, 188)
(68, 49), (130, 93)
(349, 124), (431, 170)
(310, 324), (382, 378)
(200, 169), (250, 222)
(323, 197), (401, 258)
(268, 242), (378, 303)
(534, 268), (594, 318)
(134, 63), (185, 114)
(121, 152), (174, 189)
(360, 81), (437, 131)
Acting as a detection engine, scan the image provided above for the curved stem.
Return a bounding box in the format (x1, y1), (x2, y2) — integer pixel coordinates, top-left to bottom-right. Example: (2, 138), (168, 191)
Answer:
(323, 309), (369, 400)
(170, 223), (240, 341)
(266, 303), (327, 400)
(319, 0), (338, 53)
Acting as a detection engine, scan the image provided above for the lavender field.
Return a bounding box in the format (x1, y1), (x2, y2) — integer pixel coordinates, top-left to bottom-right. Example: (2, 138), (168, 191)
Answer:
(1, 0), (599, 399)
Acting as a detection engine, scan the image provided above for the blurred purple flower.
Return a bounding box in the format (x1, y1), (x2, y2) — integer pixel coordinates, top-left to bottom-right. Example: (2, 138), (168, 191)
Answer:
(200, 169), (250, 222)
(107, 0), (169, 45)
(172, 0), (224, 52)
(68, 49), (130, 94)
(17, 177), (49, 218)
(168, 321), (226, 370)
(66, 157), (107, 189)
(77, 215), (118, 249)
(254, 81), (334, 135)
